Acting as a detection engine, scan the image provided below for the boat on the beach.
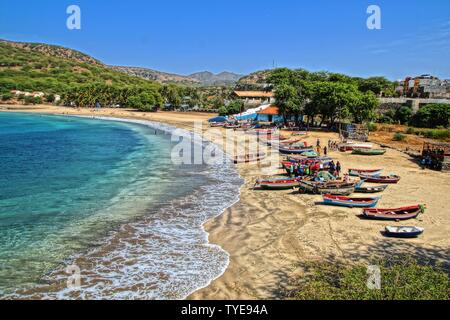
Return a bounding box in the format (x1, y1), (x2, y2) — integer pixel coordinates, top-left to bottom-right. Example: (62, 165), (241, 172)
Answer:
(339, 142), (373, 152)
(384, 226), (425, 238)
(234, 152), (266, 164)
(249, 128), (277, 135)
(287, 156), (332, 164)
(355, 181), (388, 193)
(352, 148), (387, 156)
(362, 204), (425, 220)
(209, 122), (226, 128)
(322, 194), (380, 208)
(299, 181), (355, 196)
(359, 174), (400, 184)
(224, 123), (241, 129)
(348, 168), (382, 177)
(256, 178), (304, 190)
(279, 146), (314, 155)
(302, 151), (319, 158)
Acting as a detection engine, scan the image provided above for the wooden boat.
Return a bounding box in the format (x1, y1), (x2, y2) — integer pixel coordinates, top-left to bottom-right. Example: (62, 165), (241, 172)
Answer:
(302, 151), (319, 158)
(287, 156), (332, 164)
(224, 123), (241, 129)
(323, 194), (380, 208)
(257, 178), (303, 190)
(348, 168), (382, 177)
(234, 152), (266, 164)
(359, 174), (400, 184)
(279, 146), (314, 155)
(299, 181), (355, 196)
(363, 205), (425, 220)
(209, 122), (226, 127)
(352, 148), (387, 156)
(249, 128), (277, 135)
(339, 142), (373, 152)
(384, 226), (425, 238)
(355, 182), (388, 193)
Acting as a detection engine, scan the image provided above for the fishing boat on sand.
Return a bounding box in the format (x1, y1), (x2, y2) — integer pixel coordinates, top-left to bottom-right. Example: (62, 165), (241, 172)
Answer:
(224, 123), (241, 129)
(362, 204), (425, 220)
(209, 122), (225, 128)
(322, 194), (380, 208)
(355, 181), (388, 193)
(256, 178), (305, 190)
(348, 168), (382, 177)
(287, 156), (332, 164)
(299, 181), (355, 196)
(384, 226), (425, 238)
(339, 142), (373, 152)
(352, 148), (387, 156)
(359, 174), (400, 184)
(279, 146), (314, 155)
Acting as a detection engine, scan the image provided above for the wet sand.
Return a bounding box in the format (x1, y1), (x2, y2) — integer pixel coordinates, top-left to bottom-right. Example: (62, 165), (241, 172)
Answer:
(2, 105), (449, 300)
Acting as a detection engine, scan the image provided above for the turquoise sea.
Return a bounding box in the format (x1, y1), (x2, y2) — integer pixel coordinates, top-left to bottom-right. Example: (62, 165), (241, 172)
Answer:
(0, 113), (242, 299)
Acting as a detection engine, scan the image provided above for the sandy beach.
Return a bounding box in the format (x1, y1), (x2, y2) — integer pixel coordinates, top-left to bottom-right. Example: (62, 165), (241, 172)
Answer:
(2, 104), (449, 300)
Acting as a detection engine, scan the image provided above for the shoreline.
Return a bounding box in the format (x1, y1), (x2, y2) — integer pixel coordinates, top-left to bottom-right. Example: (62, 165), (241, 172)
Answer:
(2, 105), (450, 300)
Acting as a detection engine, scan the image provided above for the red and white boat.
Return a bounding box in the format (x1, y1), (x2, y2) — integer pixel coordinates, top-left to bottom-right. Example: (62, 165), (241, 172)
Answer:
(363, 205), (425, 220)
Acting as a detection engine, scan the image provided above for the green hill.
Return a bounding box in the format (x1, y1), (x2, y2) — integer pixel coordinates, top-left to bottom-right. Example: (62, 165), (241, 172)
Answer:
(0, 39), (159, 95)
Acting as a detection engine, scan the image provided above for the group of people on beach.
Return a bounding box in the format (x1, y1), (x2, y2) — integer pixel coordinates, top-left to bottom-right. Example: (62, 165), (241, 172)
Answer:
(288, 159), (342, 179)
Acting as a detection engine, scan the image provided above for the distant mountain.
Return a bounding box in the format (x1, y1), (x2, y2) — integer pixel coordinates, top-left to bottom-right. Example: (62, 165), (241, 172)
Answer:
(111, 68), (243, 86)
(110, 66), (200, 86)
(189, 71), (242, 86)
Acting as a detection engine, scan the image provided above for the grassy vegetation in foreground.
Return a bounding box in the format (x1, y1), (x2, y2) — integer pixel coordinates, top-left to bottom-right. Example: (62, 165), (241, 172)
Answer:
(292, 258), (449, 300)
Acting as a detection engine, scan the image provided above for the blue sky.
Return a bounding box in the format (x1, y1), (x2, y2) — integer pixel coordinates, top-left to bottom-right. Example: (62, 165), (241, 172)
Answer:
(1, 0), (449, 80)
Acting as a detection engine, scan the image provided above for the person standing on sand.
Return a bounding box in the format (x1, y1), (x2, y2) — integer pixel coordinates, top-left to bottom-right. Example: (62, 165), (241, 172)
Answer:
(324, 146), (328, 156)
(336, 161), (342, 177)
(317, 139), (321, 147)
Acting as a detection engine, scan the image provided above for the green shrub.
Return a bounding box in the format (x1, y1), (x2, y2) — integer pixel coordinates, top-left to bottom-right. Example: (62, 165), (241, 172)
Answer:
(410, 104), (450, 128)
(1, 92), (13, 101)
(23, 96), (36, 105)
(394, 106), (413, 124)
(367, 122), (378, 132)
(293, 258), (449, 300)
(45, 93), (56, 103)
(393, 132), (406, 141)
(218, 106), (228, 116)
(406, 127), (415, 134)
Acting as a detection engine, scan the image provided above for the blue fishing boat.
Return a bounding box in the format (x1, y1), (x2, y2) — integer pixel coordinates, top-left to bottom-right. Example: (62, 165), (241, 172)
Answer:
(322, 194), (380, 208)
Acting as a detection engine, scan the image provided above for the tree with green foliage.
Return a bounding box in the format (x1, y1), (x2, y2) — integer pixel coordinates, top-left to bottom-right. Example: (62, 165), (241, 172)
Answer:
(127, 91), (162, 112)
(394, 106), (413, 125)
(357, 77), (395, 96)
(274, 84), (302, 126)
(226, 100), (244, 115)
(410, 104), (450, 128)
(350, 91), (379, 124)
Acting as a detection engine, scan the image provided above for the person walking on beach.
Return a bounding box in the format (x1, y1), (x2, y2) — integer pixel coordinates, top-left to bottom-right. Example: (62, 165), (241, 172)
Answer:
(336, 161), (342, 177)
(316, 138), (321, 147)
(324, 146), (328, 156)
